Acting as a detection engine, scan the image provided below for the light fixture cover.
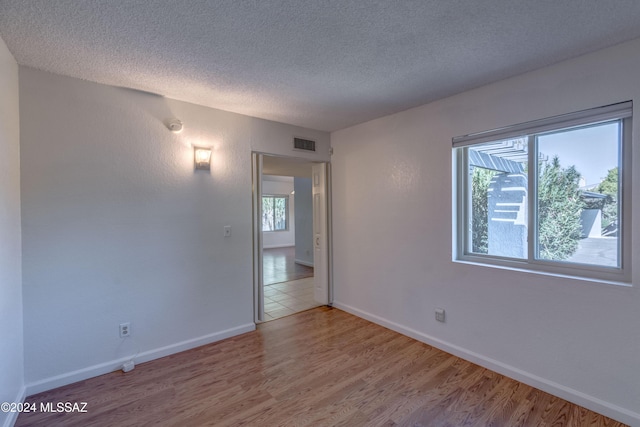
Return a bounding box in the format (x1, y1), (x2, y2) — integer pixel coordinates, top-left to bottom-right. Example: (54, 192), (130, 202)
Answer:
(167, 119), (183, 133)
(194, 146), (212, 170)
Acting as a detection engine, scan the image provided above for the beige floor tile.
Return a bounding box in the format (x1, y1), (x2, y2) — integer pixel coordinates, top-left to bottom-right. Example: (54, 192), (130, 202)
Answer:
(268, 282), (292, 291)
(265, 302), (286, 311)
(269, 292), (296, 302)
(262, 277), (320, 322)
(282, 301), (315, 312)
(284, 288), (313, 297)
(267, 307), (296, 319)
(263, 288), (281, 296)
(277, 299), (301, 309)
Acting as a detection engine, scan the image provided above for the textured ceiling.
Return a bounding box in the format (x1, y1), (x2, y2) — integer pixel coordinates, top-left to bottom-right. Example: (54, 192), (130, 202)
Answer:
(2, 1), (640, 132)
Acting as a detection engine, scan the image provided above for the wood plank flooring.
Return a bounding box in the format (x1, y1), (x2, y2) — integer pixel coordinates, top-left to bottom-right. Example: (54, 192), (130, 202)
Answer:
(263, 246), (313, 285)
(17, 307), (626, 427)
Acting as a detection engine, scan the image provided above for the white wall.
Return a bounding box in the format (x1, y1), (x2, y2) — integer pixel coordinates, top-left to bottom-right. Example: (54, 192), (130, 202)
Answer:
(19, 68), (329, 393)
(294, 177), (313, 266)
(331, 38), (640, 425)
(262, 176), (295, 248)
(0, 36), (24, 427)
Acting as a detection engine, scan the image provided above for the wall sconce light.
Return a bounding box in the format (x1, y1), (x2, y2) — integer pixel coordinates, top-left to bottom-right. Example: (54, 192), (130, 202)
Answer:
(194, 146), (212, 171)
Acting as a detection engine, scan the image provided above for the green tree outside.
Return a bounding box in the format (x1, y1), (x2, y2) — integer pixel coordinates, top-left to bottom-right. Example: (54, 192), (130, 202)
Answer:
(537, 156), (583, 260)
(471, 167), (495, 253)
(595, 167), (618, 229)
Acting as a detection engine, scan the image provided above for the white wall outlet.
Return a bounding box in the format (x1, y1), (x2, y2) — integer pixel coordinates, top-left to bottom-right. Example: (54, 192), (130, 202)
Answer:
(119, 322), (131, 338)
(435, 308), (445, 323)
(224, 225), (231, 237)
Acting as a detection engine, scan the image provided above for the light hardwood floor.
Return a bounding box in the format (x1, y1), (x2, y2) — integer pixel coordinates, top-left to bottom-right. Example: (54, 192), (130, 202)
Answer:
(263, 246), (313, 285)
(17, 307), (626, 426)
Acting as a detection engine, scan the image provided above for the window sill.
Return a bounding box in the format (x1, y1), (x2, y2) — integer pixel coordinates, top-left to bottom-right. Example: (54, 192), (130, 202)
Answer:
(453, 258), (633, 288)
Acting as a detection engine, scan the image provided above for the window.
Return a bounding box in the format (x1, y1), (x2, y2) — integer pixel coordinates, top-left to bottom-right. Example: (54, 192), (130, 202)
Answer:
(454, 102), (631, 282)
(262, 195), (289, 231)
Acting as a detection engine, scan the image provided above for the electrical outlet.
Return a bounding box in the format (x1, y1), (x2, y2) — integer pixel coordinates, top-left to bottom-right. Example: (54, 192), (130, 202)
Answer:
(435, 308), (445, 323)
(119, 322), (131, 338)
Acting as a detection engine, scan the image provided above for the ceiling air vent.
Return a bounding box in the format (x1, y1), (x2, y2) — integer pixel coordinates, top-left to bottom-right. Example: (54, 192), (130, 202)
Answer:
(293, 137), (316, 152)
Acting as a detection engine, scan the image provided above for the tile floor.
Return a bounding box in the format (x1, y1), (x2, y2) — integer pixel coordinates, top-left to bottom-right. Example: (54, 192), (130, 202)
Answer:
(263, 277), (320, 320)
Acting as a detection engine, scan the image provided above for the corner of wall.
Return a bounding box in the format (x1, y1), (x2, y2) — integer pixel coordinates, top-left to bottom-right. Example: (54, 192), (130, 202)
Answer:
(0, 34), (24, 427)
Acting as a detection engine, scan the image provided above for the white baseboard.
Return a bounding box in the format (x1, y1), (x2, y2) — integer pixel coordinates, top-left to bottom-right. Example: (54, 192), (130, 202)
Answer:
(332, 302), (640, 427)
(25, 323), (256, 397)
(263, 244), (295, 249)
(2, 386), (26, 427)
(294, 258), (314, 267)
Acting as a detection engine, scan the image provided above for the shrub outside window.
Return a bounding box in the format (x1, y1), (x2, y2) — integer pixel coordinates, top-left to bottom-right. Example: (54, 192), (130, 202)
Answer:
(454, 102), (631, 283)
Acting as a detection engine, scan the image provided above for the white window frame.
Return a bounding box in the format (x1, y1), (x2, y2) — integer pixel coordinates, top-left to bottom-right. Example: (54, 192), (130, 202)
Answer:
(262, 194), (289, 232)
(453, 102), (632, 284)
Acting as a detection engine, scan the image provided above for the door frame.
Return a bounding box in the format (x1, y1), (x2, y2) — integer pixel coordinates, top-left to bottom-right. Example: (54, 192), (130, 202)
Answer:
(251, 152), (333, 323)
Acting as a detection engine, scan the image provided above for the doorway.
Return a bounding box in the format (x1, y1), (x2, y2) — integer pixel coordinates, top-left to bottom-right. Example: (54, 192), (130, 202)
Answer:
(263, 247), (316, 320)
(252, 153), (331, 323)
